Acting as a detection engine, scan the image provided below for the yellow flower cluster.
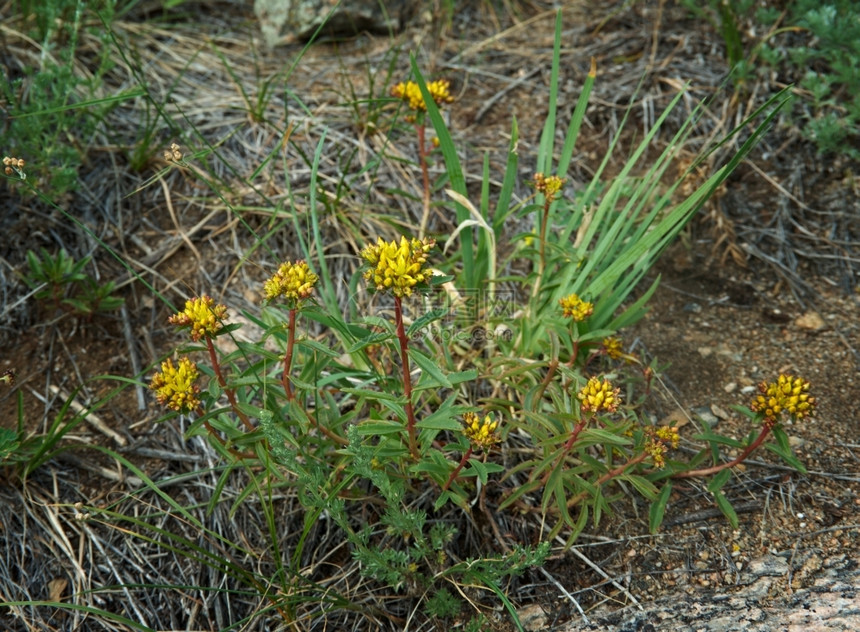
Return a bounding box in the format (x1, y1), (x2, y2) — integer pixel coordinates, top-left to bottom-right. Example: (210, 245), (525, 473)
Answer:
(150, 357), (201, 413)
(462, 411), (501, 450)
(391, 79), (454, 112)
(577, 376), (621, 414)
(602, 336), (624, 360)
(361, 236), (435, 297)
(559, 293), (594, 321)
(263, 260), (318, 305)
(533, 172), (564, 201)
(751, 374), (816, 425)
(644, 426), (680, 469)
(168, 296), (228, 342)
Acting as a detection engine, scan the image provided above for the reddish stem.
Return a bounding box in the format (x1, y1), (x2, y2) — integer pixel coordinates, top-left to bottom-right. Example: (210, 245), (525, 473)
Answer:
(282, 308), (297, 401)
(394, 296), (419, 460)
(532, 358), (559, 409)
(542, 419), (587, 484)
(443, 446), (473, 491)
(565, 452), (649, 509)
(207, 337), (254, 432)
(673, 424), (773, 479)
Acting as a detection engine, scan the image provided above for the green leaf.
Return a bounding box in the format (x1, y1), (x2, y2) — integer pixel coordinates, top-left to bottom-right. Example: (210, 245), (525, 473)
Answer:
(766, 426), (808, 473)
(712, 490), (739, 528)
(296, 338), (339, 357)
(707, 468), (733, 493)
(356, 420), (405, 435)
(448, 369), (478, 384)
(620, 474), (659, 500)
(407, 307), (449, 337)
(692, 430), (745, 449)
(408, 348), (452, 389)
(649, 482), (672, 533)
(340, 387), (400, 402)
(346, 331), (393, 353)
(416, 410), (461, 431)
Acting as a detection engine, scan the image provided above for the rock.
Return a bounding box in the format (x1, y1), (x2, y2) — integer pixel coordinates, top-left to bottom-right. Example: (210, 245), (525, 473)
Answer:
(546, 555), (860, 631)
(254, 0), (414, 46)
(795, 310), (826, 331)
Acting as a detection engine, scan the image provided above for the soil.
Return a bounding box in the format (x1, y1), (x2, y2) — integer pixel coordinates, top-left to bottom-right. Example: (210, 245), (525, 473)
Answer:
(1, 1), (858, 631)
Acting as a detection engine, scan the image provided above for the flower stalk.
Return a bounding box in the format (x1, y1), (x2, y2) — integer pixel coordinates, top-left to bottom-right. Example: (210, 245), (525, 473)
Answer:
(206, 336), (254, 432)
(443, 445), (473, 491)
(394, 296), (419, 460)
(282, 307), (298, 401)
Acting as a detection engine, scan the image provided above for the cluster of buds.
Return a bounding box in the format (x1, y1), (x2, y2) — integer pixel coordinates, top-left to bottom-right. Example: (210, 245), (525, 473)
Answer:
(163, 143), (183, 162)
(559, 292), (594, 322)
(751, 374), (816, 427)
(462, 411), (501, 450)
(602, 336), (624, 360)
(168, 295), (228, 342)
(1, 369), (14, 386)
(3, 156), (26, 179)
(263, 260), (318, 307)
(643, 425), (680, 469)
(361, 236), (435, 297)
(391, 79), (454, 120)
(149, 356), (201, 413)
(577, 376), (621, 414)
(533, 172), (564, 201)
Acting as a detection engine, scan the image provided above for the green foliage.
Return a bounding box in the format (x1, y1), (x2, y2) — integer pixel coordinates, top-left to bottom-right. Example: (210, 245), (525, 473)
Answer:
(0, 380), (129, 478)
(789, 0), (860, 157)
(24, 248), (124, 317)
(683, 0), (860, 158)
(2, 0), (118, 197)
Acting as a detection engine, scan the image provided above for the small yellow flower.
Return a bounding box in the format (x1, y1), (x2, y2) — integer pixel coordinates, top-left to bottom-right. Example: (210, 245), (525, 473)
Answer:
(168, 296), (228, 341)
(360, 235), (435, 298)
(533, 172), (564, 201)
(263, 260), (318, 305)
(462, 411), (501, 450)
(559, 293), (594, 321)
(577, 376), (621, 414)
(391, 79), (454, 113)
(150, 356), (201, 413)
(751, 374), (816, 426)
(603, 336), (624, 360)
(644, 426), (680, 469)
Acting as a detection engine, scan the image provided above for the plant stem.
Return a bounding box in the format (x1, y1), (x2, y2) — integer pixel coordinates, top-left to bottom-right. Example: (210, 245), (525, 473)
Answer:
(532, 358), (559, 409)
(416, 123), (432, 238)
(529, 197), (553, 304)
(443, 446), (473, 491)
(539, 198), (550, 274)
(673, 424), (773, 479)
(565, 452), (648, 509)
(282, 307), (297, 401)
(394, 296), (419, 460)
(206, 337), (254, 431)
(542, 419), (587, 484)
